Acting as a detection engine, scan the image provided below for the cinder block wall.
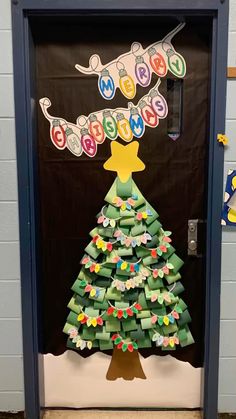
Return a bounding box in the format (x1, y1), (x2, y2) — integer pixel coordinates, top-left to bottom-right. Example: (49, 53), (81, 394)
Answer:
(0, 0), (24, 411)
(0, 0), (235, 413)
(218, 0), (236, 412)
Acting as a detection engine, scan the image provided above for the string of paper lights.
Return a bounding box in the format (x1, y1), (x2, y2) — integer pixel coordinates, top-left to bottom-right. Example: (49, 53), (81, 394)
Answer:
(39, 79), (168, 158)
(75, 23), (186, 100)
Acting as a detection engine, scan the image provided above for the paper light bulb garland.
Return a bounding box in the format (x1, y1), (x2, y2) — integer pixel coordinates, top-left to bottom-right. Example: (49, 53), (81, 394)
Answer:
(39, 79), (168, 158)
(75, 23), (186, 100)
(39, 24), (187, 158)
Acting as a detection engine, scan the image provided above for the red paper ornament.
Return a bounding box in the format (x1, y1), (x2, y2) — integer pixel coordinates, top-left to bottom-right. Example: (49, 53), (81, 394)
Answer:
(51, 120), (67, 149)
(107, 307), (115, 316)
(128, 344), (134, 352)
(111, 334), (119, 341)
(126, 308), (133, 317)
(117, 310), (123, 319)
(107, 242), (113, 252)
(151, 249), (158, 258)
(97, 317), (103, 326)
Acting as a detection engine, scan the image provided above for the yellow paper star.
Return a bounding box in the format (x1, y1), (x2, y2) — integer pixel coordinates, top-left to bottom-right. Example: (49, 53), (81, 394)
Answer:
(103, 141), (145, 182)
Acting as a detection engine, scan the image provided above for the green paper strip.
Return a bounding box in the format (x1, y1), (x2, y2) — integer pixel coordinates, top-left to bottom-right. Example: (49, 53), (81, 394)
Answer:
(136, 336), (152, 348)
(105, 204), (120, 219)
(178, 298), (188, 312)
(178, 327), (188, 342)
(104, 179), (118, 205)
(130, 223), (146, 236)
(78, 268), (95, 282)
(119, 209), (135, 218)
(122, 318), (138, 332)
(147, 276), (164, 290)
(84, 242), (101, 260)
(94, 300), (109, 310)
(177, 309), (192, 327)
(151, 307), (167, 316)
(179, 325), (195, 347)
(67, 296), (81, 314)
(99, 339), (114, 350)
(81, 327), (97, 340)
(97, 227), (115, 238)
(130, 325), (146, 340)
(162, 323), (178, 335)
(167, 253), (184, 274)
(136, 310), (151, 319)
(119, 226), (130, 235)
(95, 329), (111, 341)
(105, 287), (122, 301)
(114, 301), (129, 309)
(75, 294), (90, 307)
(71, 280), (86, 297)
(89, 227), (99, 238)
(67, 311), (79, 327)
(141, 317), (155, 330)
(96, 267), (113, 278)
(147, 220), (162, 236)
(105, 317), (121, 332)
(131, 182), (146, 208)
(146, 235), (158, 248)
(120, 217), (135, 226)
(142, 255), (158, 266)
(135, 247), (150, 258)
(123, 289), (139, 301)
(165, 272), (181, 285)
(138, 291), (149, 309)
(116, 177), (133, 197)
(63, 322), (76, 335)
(117, 247), (134, 257)
(84, 307), (100, 317)
(161, 245), (176, 261)
(95, 278), (111, 288)
(168, 281), (185, 296)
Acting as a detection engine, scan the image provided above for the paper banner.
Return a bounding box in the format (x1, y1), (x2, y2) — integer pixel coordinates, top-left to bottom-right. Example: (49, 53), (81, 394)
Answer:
(39, 79), (168, 158)
(221, 169), (236, 226)
(75, 23), (186, 100)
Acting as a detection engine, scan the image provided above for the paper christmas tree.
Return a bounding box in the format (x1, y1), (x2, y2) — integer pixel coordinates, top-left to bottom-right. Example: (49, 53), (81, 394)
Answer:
(63, 141), (194, 380)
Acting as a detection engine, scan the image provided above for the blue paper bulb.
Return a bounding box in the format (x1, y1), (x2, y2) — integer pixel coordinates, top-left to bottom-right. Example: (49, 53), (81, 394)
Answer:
(99, 69), (115, 100)
(129, 110), (144, 138)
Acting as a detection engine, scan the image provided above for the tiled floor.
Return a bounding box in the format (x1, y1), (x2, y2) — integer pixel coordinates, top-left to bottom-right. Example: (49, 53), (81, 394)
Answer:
(43, 410), (201, 419)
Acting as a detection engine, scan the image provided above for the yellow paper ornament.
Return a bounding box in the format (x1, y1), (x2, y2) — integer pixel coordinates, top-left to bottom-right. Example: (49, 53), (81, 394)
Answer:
(77, 313), (84, 322)
(163, 316), (169, 325)
(90, 288), (96, 297)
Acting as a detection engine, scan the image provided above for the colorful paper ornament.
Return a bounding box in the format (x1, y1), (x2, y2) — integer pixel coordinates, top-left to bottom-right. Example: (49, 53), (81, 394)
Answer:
(50, 119), (67, 149)
(99, 68), (115, 100)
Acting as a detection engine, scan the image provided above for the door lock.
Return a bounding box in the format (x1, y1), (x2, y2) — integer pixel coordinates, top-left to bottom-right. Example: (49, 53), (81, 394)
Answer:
(188, 219), (204, 256)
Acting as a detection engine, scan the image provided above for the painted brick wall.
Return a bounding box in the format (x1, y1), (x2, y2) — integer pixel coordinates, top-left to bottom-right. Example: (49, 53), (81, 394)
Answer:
(218, 0), (236, 412)
(0, 0), (235, 413)
(0, 0), (24, 411)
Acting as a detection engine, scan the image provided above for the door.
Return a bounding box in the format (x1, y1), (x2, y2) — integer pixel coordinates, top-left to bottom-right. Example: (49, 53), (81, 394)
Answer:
(32, 14), (211, 409)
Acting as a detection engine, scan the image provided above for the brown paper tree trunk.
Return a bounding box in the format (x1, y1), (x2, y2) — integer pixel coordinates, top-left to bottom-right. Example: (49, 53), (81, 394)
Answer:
(106, 347), (146, 380)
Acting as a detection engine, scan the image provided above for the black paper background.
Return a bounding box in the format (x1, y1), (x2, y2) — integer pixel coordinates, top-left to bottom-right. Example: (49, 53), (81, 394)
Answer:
(33, 15), (211, 367)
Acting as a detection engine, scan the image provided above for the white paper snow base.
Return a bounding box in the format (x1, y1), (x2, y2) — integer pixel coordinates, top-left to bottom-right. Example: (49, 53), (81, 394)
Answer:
(75, 23), (186, 101)
(39, 80), (168, 158)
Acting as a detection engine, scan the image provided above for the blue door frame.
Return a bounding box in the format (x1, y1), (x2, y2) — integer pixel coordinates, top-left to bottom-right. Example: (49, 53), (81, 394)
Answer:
(11, 1), (228, 418)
